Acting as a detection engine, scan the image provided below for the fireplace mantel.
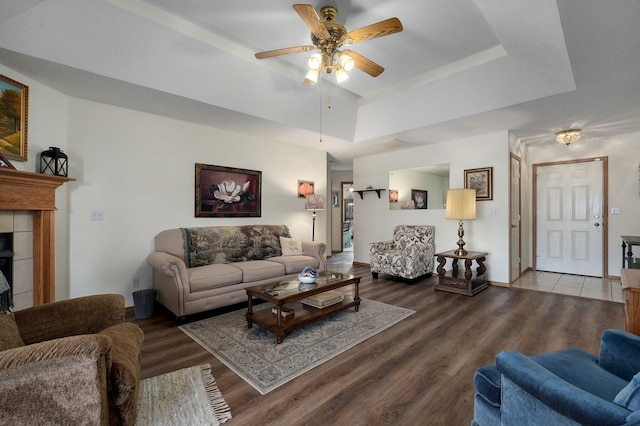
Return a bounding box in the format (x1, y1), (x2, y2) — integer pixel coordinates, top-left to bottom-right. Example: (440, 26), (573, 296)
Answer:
(0, 168), (74, 305)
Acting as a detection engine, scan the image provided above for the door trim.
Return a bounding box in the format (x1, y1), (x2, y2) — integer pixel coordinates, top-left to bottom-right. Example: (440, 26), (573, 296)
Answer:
(509, 153), (522, 284)
(532, 156), (609, 278)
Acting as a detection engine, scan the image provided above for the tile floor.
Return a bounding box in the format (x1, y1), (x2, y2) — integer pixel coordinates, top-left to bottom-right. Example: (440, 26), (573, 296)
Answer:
(512, 270), (624, 304)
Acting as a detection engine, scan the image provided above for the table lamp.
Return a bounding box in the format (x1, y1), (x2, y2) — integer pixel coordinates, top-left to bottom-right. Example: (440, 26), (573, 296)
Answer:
(445, 189), (476, 256)
(305, 194), (325, 241)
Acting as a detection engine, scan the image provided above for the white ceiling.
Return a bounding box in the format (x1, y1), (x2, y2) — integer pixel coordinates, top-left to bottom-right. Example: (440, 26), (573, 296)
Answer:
(1, 0), (640, 169)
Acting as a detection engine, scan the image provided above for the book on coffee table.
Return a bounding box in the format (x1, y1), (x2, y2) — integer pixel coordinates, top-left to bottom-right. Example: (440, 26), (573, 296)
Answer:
(301, 291), (344, 309)
(272, 306), (295, 318)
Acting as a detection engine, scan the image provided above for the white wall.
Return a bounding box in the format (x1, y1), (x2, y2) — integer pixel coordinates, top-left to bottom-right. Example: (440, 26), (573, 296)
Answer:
(353, 131), (511, 285)
(527, 133), (640, 277)
(64, 98), (327, 306)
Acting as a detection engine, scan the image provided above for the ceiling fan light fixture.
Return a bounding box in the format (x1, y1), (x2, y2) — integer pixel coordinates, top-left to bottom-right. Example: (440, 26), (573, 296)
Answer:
(555, 129), (582, 145)
(336, 67), (349, 83)
(339, 52), (355, 71)
(307, 53), (322, 70)
(304, 68), (320, 85)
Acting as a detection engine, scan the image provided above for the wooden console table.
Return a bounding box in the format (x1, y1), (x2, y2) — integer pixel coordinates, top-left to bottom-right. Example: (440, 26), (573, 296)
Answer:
(435, 250), (488, 296)
(621, 268), (640, 335)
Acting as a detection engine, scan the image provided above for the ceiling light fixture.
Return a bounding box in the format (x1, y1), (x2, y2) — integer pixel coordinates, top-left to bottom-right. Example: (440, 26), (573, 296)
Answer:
(307, 53), (322, 70)
(555, 129), (582, 145)
(256, 5), (402, 86)
(304, 68), (320, 85)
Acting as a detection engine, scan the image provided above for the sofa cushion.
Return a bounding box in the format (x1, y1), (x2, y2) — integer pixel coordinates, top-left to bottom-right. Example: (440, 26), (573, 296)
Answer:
(0, 313), (25, 351)
(182, 225), (291, 267)
(233, 260), (285, 282)
(267, 255), (321, 274)
(280, 236), (303, 255)
(189, 264), (243, 292)
(614, 371), (640, 410)
(531, 347), (628, 401)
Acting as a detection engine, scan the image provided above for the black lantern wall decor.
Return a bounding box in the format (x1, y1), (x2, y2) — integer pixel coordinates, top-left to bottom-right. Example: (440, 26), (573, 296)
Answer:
(40, 147), (68, 177)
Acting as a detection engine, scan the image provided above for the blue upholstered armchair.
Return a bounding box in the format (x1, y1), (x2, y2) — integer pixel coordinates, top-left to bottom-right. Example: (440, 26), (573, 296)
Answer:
(473, 329), (640, 426)
(368, 225), (435, 280)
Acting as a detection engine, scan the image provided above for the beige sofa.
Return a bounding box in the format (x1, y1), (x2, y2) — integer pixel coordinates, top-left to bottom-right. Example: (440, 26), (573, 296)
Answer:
(147, 225), (326, 318)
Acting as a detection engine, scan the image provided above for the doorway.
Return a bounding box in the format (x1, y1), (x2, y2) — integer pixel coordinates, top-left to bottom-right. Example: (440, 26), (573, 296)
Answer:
(342, 181), (354, 252)
(509, 154), (522, 283)
(533, 157), (608, 277)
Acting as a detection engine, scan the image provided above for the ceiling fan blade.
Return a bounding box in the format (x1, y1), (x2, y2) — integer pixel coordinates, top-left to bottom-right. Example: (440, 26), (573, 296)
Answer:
(343, 50), (384, 77)
(255, 45), (315, 59)
(292, 4), (330, 40)
(345, 17), (403, 45)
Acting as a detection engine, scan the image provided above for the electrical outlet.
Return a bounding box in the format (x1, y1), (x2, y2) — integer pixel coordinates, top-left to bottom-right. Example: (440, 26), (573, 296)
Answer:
(612, 207), (622, 215)
(90, 210), (104, 221)
(132, 277), (140, 288)
(490, 209), (498, 217)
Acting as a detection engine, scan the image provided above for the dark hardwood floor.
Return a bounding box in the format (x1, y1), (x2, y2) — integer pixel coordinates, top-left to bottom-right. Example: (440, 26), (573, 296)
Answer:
(128, 254), (625, 425)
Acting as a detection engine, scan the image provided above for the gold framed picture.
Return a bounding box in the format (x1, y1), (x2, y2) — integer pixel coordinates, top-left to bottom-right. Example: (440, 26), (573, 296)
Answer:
(0, 74), (29, 161)
(464, 167), (493, 201)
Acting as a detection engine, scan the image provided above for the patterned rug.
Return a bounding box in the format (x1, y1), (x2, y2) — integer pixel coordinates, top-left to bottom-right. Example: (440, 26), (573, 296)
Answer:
(136, 364), (232, 425)
(180, 299), (415, 394)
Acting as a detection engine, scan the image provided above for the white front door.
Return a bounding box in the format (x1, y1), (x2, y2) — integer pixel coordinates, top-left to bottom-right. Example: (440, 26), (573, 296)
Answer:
(536, 160), (603, 276)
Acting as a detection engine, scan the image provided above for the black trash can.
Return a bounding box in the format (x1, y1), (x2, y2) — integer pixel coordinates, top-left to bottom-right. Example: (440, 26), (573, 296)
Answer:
(133, 289), (157, 319)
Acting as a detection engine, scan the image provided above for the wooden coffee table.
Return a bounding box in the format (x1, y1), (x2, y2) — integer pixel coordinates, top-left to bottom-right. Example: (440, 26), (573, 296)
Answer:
(245, 271), (361, 343)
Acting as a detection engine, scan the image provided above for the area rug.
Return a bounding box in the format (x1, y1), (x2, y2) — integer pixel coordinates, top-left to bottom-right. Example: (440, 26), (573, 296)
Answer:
(179, 299), (415, 394)
(136, 364), (232, 425)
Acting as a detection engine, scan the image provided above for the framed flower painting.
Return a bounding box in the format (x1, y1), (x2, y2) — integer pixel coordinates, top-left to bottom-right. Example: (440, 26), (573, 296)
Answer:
(195, 163), (262, 217)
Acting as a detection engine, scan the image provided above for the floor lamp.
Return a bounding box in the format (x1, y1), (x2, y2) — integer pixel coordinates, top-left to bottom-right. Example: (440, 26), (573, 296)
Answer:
(305, 194), (325, 241)
(445, 189), (476, 256)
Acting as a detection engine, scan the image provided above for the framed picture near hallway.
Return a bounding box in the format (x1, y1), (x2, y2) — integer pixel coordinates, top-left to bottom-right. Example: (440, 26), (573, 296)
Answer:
(464, 167), (493, 200)
(298, 180), (315, 198)
(411, 189), (428, 209)
(195, 163), (261, 217)
(0, 74), (29, 162)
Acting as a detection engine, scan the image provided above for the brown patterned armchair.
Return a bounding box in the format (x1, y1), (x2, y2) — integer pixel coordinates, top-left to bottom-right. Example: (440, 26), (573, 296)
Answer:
(0, 294), (144, 425)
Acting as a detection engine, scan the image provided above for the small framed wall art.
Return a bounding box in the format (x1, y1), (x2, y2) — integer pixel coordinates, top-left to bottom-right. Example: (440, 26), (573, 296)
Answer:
(411, 189), (428, 209)
(464, 167), (493, 201)
(0, 74), (29, 162)
(298, 180), (315, 198)
(0, 152), (16, 169)
(195, 163), (262, 217)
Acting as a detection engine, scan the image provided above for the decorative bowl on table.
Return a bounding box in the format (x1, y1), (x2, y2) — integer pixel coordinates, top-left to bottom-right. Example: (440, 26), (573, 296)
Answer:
(298, 266), (318, 284)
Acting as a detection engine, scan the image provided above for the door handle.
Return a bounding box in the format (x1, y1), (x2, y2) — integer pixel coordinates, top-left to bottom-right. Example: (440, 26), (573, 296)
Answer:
(594, 223), (600, 227)
(511, 225), (517, 229)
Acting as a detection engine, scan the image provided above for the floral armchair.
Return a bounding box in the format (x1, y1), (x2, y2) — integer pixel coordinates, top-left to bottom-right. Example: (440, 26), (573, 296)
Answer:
(369, 225), (435, 280)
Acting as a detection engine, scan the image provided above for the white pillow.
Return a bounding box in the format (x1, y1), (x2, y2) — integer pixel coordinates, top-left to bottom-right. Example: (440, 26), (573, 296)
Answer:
(280, 236), (304, 256)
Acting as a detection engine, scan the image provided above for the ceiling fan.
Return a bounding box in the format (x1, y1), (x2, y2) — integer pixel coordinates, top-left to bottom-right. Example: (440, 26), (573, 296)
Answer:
(255, 4), (403, 85)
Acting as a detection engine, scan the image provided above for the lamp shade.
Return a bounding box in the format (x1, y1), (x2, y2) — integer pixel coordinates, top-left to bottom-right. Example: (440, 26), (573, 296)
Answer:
(305, 194), (325, 211)
(445, 189), (476, 220)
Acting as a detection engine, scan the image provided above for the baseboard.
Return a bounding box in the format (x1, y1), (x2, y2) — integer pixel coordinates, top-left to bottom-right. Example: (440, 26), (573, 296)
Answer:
(488, 280), (509, 288)
(353, 261), (369, 267)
